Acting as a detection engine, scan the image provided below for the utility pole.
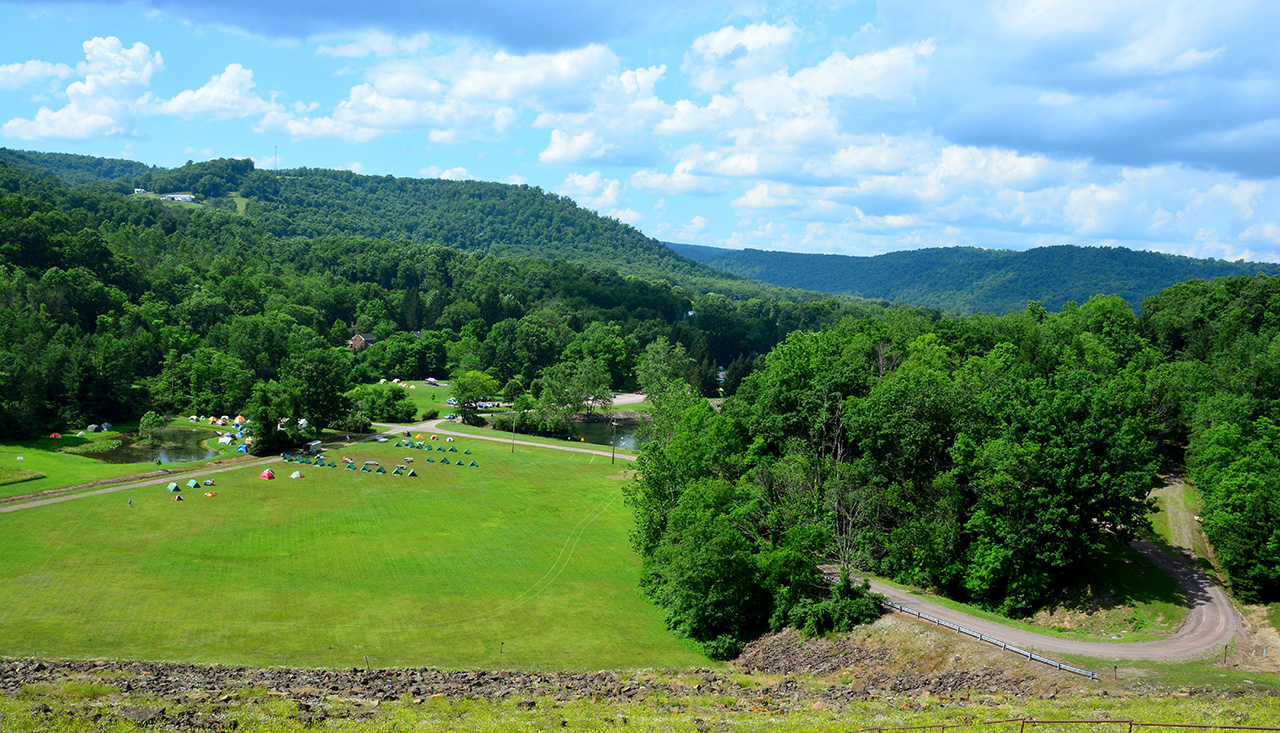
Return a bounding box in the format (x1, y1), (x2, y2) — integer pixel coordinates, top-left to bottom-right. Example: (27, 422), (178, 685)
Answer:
(610, 421), (617, 465)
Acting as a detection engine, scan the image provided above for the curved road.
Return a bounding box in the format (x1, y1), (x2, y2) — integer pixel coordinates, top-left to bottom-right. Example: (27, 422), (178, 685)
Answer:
(3, 416), (1240, 660)
(421, 418), (1240, 660)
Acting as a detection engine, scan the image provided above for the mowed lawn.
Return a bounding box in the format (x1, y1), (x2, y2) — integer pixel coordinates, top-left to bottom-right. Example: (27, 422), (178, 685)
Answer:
(0, 439), (704, 670)
(0, 442), (150, 500)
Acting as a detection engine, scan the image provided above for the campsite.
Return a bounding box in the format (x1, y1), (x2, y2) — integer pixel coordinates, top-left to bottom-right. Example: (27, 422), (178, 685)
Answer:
(0, 422), (243, 501)
(0, 430), (703, 670)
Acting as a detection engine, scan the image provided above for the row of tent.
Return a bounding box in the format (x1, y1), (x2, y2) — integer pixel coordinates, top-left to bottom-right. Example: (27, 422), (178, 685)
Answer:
(399, 440), (470, 454)
(273, 458), (480, 473)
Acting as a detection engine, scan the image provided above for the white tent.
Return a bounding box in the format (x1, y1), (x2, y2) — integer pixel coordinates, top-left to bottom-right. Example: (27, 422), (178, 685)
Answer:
(218, 435), (233, 445)
(290, 470), (304, 479)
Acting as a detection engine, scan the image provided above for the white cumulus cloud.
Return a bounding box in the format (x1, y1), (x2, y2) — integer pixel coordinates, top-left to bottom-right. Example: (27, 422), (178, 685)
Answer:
(145, 63), (279, 119)
(539, 129), (611, 164)
(3, 37), (162, 141)
(556, 170), (622, 209)
(0, 60), (73, 91)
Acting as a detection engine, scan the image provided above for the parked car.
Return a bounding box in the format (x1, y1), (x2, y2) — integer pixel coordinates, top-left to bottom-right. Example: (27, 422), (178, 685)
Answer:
(445, 413), (458, 420)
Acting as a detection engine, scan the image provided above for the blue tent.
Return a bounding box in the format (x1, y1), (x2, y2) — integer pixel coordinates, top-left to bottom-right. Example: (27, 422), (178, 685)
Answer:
(236, 444), (247, 453)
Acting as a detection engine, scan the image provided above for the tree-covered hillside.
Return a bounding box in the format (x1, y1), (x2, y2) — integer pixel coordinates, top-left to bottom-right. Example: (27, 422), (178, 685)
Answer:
(0, 149), (835, 302)
(670, 242), (1276, 314)
(630, 274), (1280, 658)
(0, 159), (878, 441)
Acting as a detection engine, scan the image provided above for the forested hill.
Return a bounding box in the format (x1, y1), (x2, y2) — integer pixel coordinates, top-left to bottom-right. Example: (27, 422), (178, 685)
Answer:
(669, 241), (1277, 314)
(0, 149), (818, 301)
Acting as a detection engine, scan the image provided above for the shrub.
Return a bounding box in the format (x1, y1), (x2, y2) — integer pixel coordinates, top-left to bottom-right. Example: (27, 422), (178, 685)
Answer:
(339, 411), (372, 434)
(788, 570), (884, 637)
(702, 634), (744, 661)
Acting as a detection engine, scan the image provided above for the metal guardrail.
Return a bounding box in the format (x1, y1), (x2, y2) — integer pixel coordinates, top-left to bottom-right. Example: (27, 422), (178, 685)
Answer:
(881, 600), (1099, 680)
(854, 720), (1280, 732)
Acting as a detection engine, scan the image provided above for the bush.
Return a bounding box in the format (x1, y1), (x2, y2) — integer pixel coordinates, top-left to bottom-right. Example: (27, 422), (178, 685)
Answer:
(701, 634), (744, 661)
(788, 570), (884, 636)
(421, 408), (439, 421)
(339, 411), (372, 433)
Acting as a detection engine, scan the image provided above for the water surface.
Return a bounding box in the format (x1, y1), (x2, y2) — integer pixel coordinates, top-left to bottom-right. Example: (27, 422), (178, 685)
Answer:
(93, 426), (219, 464)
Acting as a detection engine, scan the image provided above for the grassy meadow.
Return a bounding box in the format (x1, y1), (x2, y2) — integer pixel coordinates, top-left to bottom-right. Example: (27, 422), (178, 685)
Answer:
(437, 420), (640, 458)
(0, 436), (703, 670)
(0, 423), (243, 500)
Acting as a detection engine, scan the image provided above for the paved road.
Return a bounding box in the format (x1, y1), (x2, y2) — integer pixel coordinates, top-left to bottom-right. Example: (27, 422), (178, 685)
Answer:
(411, 420), (1239, 660)
(861, 532), (1240, 660)
(403, 419), (637, 462)
(3, 420), (1239, 659)
(611, 393), (647, 407)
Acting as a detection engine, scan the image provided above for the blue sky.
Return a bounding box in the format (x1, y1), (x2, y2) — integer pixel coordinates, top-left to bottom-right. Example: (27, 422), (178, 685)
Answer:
(3, 0), (1280, 262)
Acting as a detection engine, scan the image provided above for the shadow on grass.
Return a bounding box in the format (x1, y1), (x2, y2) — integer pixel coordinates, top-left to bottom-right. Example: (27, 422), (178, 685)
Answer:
(1087, 539), (1189, 609)
(1038, 537), (1191, 631)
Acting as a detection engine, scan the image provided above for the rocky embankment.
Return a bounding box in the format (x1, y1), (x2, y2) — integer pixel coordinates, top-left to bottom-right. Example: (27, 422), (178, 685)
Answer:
(2, 641), (1034, 730)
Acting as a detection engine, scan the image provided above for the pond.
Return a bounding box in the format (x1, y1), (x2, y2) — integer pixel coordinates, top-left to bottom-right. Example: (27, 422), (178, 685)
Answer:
(93, 426), (219, 464)
(574, 420), (646, 451)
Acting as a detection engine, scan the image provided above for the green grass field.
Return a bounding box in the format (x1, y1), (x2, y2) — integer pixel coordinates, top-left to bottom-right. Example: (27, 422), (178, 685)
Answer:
(0, 423), (243, 500)
(438, 421), (640, 458)
(0, 440), (148, 501)
(0, 437), (703, 670)
(394, 380), (455, 418)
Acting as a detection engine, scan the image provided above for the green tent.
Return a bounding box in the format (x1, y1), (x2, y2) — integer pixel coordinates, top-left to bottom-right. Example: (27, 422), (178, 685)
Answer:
(407, 469), (418, 477)
(281, 455), (292, 462)
(166, 482), (180, 491)
(440, 458), (450, 465)
(455, 461), (463, 468)
(186, 479), (199, 489)
(468, 461), (478, 467)
(360, 465), (371, 473)
(392, 467), (403, 476)
(299, 457), (312, 465)
(425, 456), (434, 463)
(345, 462), (357, 470)
(448, 446), (457, 453)
(436, 446), (446, 452)
(464, 449), (471, 455)
(375, 466), (387, 474)
(327, 460), (337, 467)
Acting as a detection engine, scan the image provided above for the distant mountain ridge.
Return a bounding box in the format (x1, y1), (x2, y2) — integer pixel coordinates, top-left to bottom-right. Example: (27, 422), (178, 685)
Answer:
(0, 148), (836, 303)
(668, 242), (1277, 314)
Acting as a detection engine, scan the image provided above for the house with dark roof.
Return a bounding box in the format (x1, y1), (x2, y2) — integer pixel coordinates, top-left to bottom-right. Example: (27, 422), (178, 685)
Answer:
(350, 333), (377, 351)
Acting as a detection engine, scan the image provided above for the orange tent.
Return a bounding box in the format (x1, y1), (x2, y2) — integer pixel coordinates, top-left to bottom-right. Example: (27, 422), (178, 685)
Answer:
(49, 433), (61, 439)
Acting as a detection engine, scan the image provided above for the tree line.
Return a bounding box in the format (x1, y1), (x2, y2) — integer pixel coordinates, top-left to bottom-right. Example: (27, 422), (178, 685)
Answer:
(0, 160), (878, 446)
(626, 280), (1280, 658)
